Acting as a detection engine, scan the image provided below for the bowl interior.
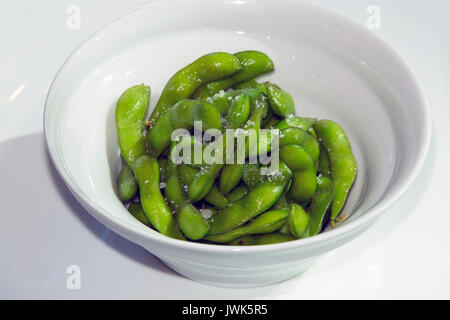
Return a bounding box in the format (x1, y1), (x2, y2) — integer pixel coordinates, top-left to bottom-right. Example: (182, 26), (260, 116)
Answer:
(45, 0), (428, 243)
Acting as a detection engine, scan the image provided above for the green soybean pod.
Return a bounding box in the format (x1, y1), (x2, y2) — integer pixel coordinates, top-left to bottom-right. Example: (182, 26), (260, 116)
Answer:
(226, 183), (249, 203)
(242, 163), (263, 189)
(178, 164), (229, 209)
(273, 116), (317, 131)
(208, 162), (292, 235)
(209, 87), (264, 116)
(132, 155), (184, 240)
(128, 202), (152, 227)
(219, 163), (244, 195)
(235, 79), (268, 95)
(147, 99), (222, 157)
(309, 177), (334, 236)
(230, 233), (295, 245)
(288, 203), (309, 239)
(265, 83), (295, 117)
(270, 194), (290, 212)
(279, 127), (320, 163)
(280, 144), (317, 202)
(193, 51), (274, 99)
(314, 120), (357, 222)
(116, 84), (150, 166)
(205, 210), (288, 243)
(149, 52), (241, 124)
(318, 145), (332, 178)
(165, 159), (209, 240)
(118, 164), (138, 201)
(225, 93), (250, 129)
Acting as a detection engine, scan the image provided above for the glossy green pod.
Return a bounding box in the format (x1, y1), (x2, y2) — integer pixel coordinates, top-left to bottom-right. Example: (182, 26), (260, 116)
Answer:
(314, 120), (357, 221)
(118, 164), (138, 201)
(265, 83), (295, 117)
(116, 84), (150, 166)
(308, 176), (334, 236)
(288, 203), (309, 239)
(147, 99), (222, 157)
(193, 51), (274, 99)
(128, 202), (152, 227)
(165, 159), (209, 240)
(208, 162), (292, 235)
(132, 155), (184, 240)
(280, 144), (317, 202)
(205, 210), (288, 243)
(149, 52), (241, 124)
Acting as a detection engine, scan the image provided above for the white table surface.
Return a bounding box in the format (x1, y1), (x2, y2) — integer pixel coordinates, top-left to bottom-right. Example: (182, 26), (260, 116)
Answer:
(1, 0), (449, 299)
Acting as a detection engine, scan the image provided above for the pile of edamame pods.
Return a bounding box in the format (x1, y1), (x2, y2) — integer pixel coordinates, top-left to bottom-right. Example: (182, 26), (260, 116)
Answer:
(115, 50), (357, 245)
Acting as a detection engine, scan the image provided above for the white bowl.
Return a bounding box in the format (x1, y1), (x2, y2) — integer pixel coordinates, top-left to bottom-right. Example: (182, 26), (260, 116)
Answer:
(44, 0), (430, 287)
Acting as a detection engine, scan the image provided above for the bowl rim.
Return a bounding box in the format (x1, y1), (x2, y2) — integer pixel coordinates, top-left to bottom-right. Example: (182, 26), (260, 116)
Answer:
(43, 0), (431, 254)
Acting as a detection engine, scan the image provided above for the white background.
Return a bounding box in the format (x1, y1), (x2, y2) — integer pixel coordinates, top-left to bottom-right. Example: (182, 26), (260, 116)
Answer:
(1, 0), (449, 299)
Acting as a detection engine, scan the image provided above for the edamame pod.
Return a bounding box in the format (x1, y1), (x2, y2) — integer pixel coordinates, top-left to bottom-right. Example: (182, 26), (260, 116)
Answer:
(318, 145), (332, 178)
(128, 202), (152, 227)
(205, 210), (288, 243)
(235, 79), (268, 94)
(273, 115), (317, 132)
(116, 84), (150, 166)
(208, 162), (292, 235)
(225, 183), (249, 202)
(314, 120), (357, 222)
(118, 164), (138, 201)
(219, 163), (244, 195)
(266, 83), (295, 117)
(242, 163), (263, 189)
(147, 99), (222, 157)
(309, 176), (334, 236)
(279, 127), (320, 163)
(132, 155), (184, 240)
(288, 203), (309, 239)
(165, 159), (209, 240)
(193, 51), (274, 99)
(178, 164), (229, 209)
(280, 144), (317, 202)
(225, 93), (250, 129)
(149, 52), (241, 124)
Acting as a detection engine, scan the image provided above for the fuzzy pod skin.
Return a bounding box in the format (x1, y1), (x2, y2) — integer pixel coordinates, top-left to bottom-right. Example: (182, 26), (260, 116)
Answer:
(116, 84), (150, 166)
(149, 52), (241, 124)
(132, 155), (185, 240)
(193, 51), (274, 99)
(314, 120), (357, 221)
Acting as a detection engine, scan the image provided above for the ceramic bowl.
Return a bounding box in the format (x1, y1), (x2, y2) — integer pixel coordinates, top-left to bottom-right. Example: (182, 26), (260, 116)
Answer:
(44, 0), (430, 287)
